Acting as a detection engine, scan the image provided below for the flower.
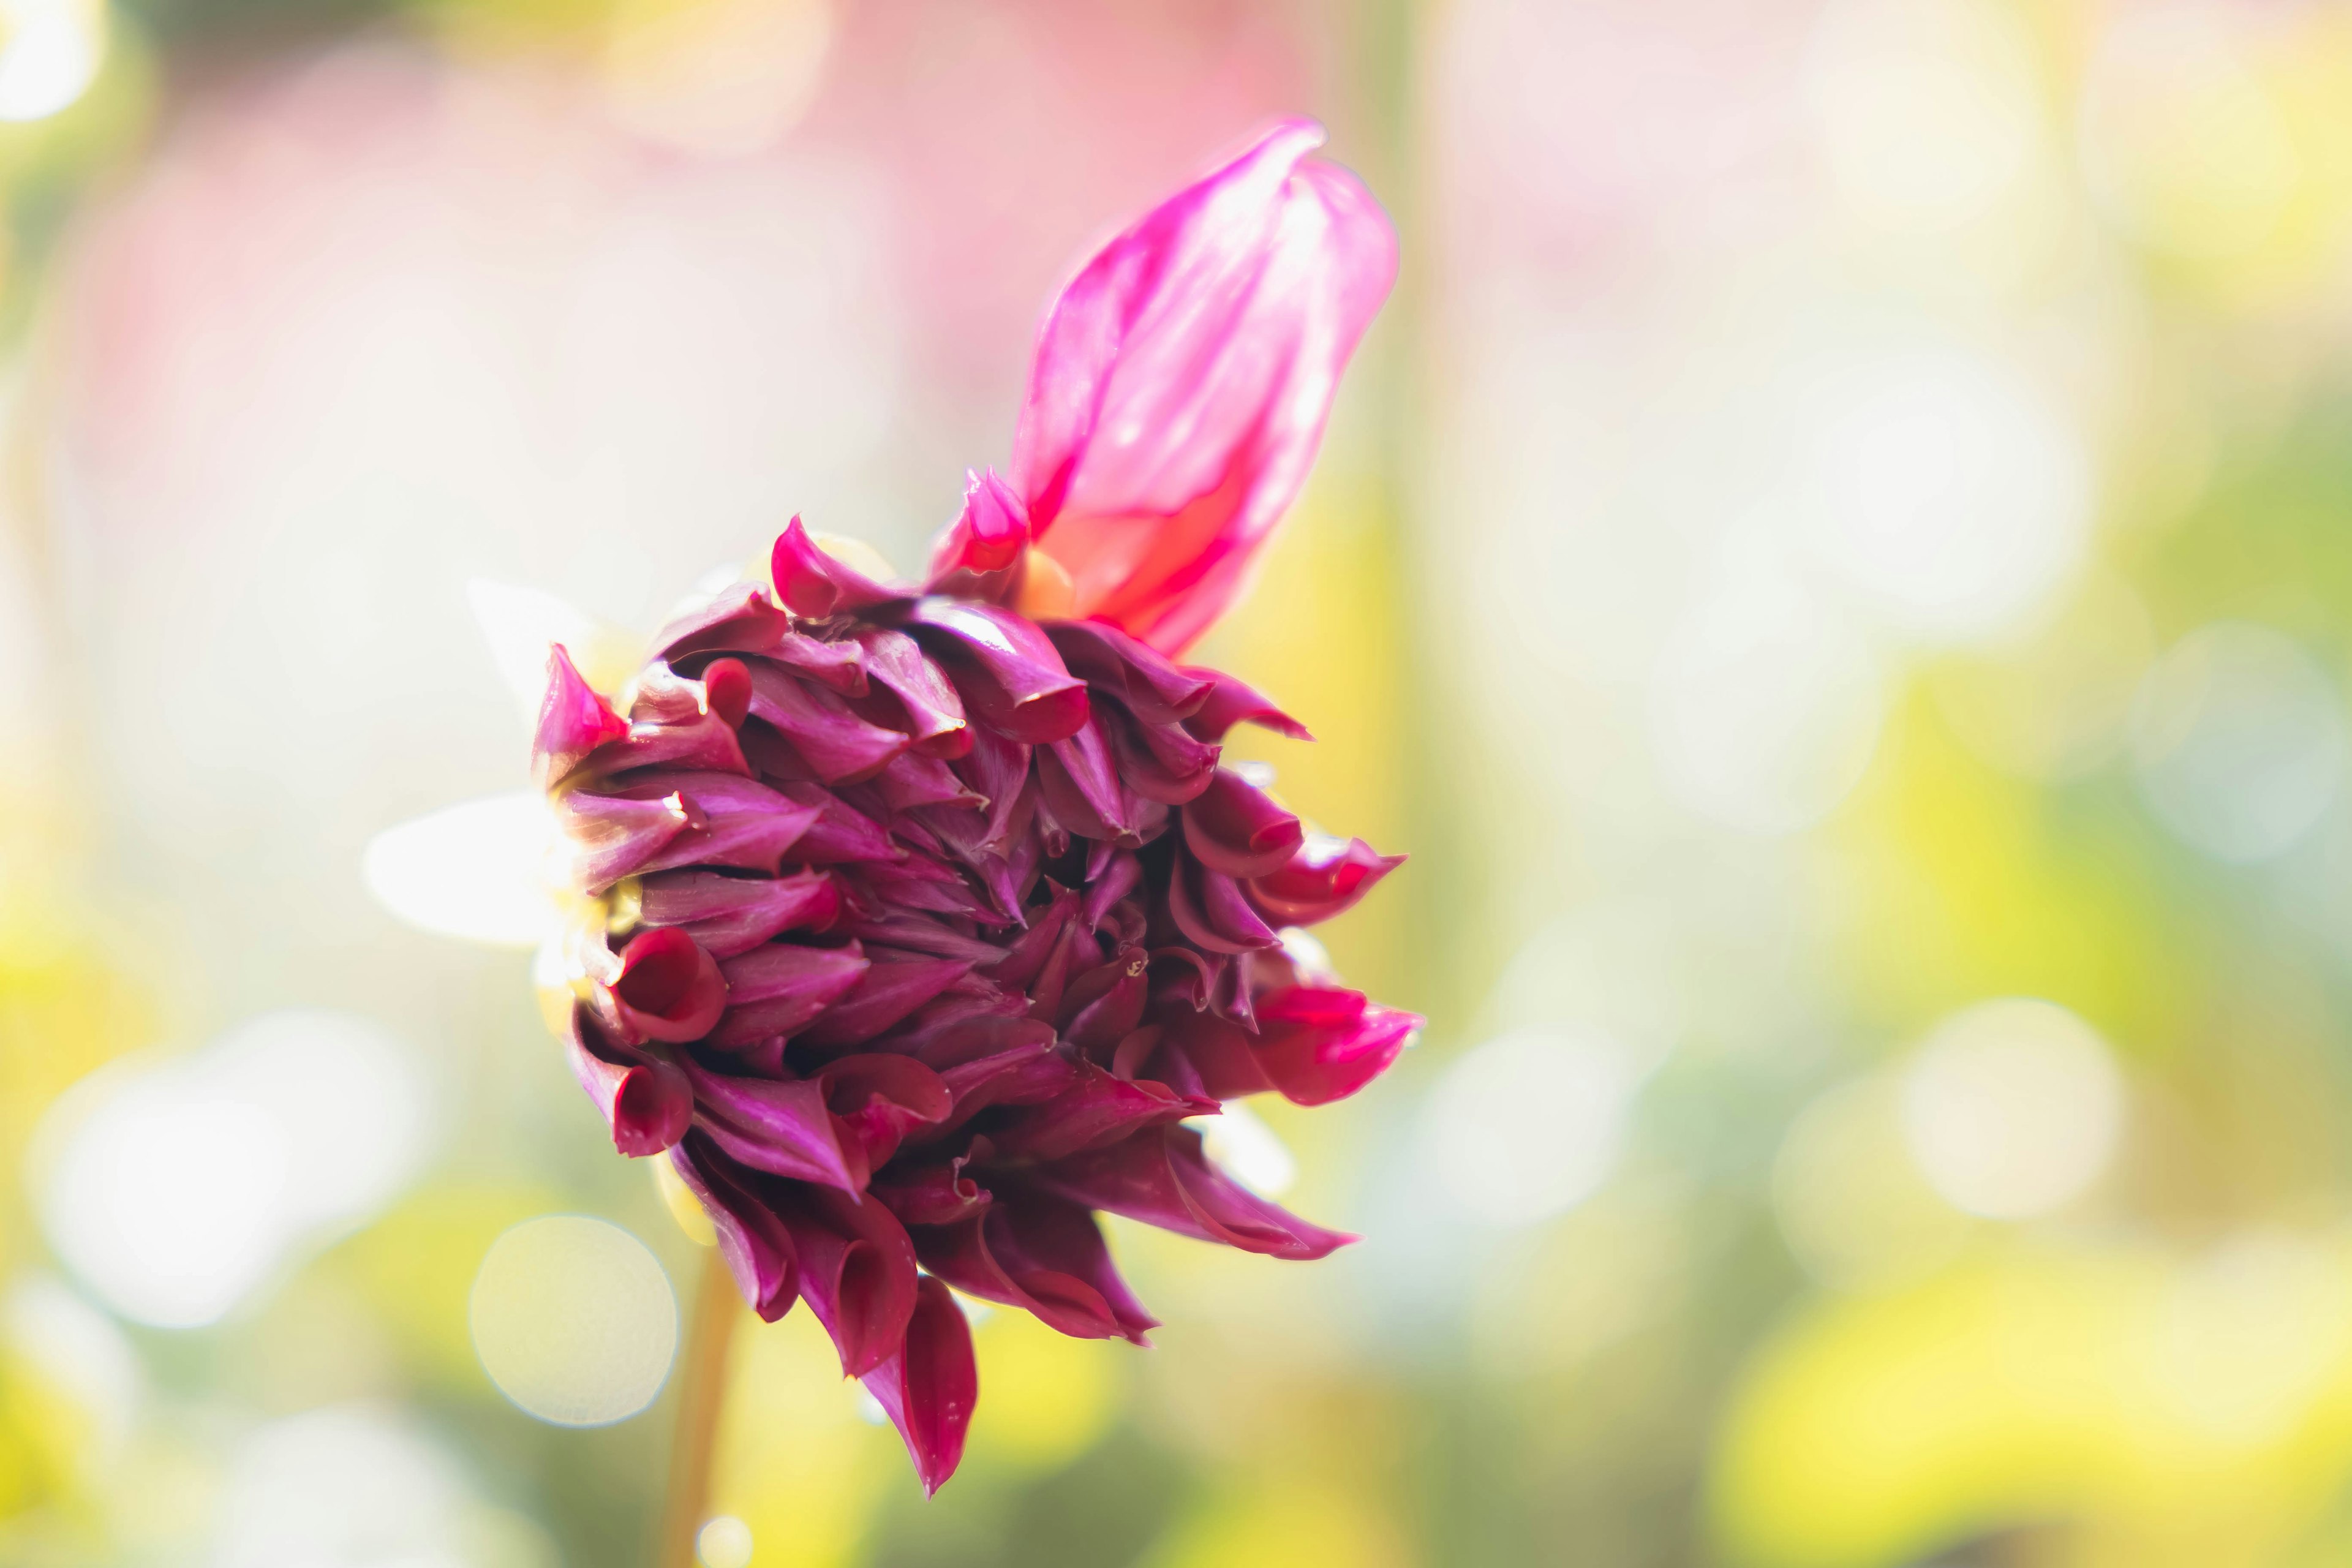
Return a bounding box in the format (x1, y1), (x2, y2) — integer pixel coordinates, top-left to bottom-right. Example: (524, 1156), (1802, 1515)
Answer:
(372, 118), (1409, 1494)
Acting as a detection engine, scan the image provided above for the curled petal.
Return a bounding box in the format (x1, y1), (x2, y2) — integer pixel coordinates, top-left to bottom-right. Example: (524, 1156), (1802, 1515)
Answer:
(1167, 986), (1417, 1106)
(1043, 621), (1213, 725)
(1036, 720), (1140, 845)
(669, 1136), (801, 1321)
(1182, 770), (1304, 878)
(766, 781), (902, 865)
(988, 1058), (1212, 1161)
(1013, 119), (1396, 655)
(870, 1152), (992, 1227)
(873, 752), (984, 815)
(593, 926), (727, 1044)
(534, 644), (629, 786)
(913, 1192), (1153, 1345)
(1034, 1124), (1352, 1260)
(1167, 850), (1281, 954)
(796, 956), (978, 1054)
(1101, 704), (1219, 804)
(903, 600), (1089, 745)
(771, 516), (903, 618)
(816, 1052), (952, 1171)
(712, 941), (871, 1047)
(598, 772), (823, 883)
(859, 1274), (977, 1496)
(744, 662), (911, 784)
(650, 581), (796, 662)
(764, 632), (869, 697)
(772, 1183), (921, 1377)
(849, 628), (971, 760)
(552, 786), (696, 892)
(682, 1058), (864, 1193)
(565, 1009), (692, 1156)
(1180, 668), (1312, 743)
(636, 867), (839, 958)
(1246, 835), (1404, 926)
(926, 467), (1031, 586)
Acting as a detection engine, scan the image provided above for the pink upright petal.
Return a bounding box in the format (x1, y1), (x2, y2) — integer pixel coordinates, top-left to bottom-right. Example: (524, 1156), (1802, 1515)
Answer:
(1011, 119), (1397, 655)
(535, 644), (630, 786)
(925, 467), (1031, 588)
(771, 516), (905, 619)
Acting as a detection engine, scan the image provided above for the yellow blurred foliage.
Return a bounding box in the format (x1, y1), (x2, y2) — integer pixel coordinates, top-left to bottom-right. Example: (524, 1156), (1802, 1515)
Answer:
(1712, 1235), (2352, 1567)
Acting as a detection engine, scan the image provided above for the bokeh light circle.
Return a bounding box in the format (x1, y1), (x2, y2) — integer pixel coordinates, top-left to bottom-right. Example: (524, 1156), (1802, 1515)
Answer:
(1651, 572), (1883, 834)
(2129, 621), (2347, 864)
(1422, 1028), (1639, 1227)
(469, 1216), (677, 1426)
(697, 1514), (755, 1568)
(1900, 998), (2124, 1220)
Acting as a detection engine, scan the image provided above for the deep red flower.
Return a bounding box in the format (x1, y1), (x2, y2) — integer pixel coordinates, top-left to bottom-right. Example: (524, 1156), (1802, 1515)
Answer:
(543, 118), (1407, 1493)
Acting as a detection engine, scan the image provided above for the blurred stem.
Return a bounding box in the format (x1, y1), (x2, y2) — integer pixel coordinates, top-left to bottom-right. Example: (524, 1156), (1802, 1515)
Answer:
(658, 1245), (741, 1568)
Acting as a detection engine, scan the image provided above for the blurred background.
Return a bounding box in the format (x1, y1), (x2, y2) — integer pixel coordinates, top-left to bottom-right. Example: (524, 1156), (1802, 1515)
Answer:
(5, 0), (2352, 1563)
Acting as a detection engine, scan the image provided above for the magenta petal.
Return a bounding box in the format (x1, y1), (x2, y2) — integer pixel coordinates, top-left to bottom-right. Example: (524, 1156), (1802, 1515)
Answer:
(1247, 836), (1404, 927)
(535, 644), (630, 786)
(553, 787), (696, 891)
(712, 941), (870, 1047)
(795, 956), (978, 1053)
(870, 1153), (993, 1227)
(925, 467), (1031, 586)
(565, 1009), (692, 1157)
(1101, 704), (1219, 805)
(669, 1136), (801, 1321)
(743, 662), (911, 784)
(682, 1058), (864, 1193)
(849, 628), (971, 759)
(1043, 621), (1213, 725)
(595, 926), (728, 1044)
(651, 581), (796, 663)
(605, 772), (824, 881)
(1181, 770), (1305, 878)
(1186, 986), (1419, 1107)
(1012, 119), (1396, 655)
(1167, 850), (1281, 955)
(771, 1183), (921, 1378)
(1179, 668), (1313, 743)
(764, 632), (869, 697)
(987, 1059), (1212, 1161)
(859, 1274), (977, 1496)
(978, 1189), (1158, 1343)
(1035, 1125), (1353, 1261)
(770, 515), (905, 618)
(758, 781), (895, 866)
(816, 1054), (952, 1170)
(903, 599), (1090, 745)
(637, 868), (840, 959)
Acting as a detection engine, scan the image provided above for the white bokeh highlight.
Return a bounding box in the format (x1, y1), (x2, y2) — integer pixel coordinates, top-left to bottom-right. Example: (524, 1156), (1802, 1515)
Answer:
(1793, 341), (2092, 646)
(36, 1011), (432, 1328)
(363, 791), (562, 948)
(2130, 622), (2348, 864)
(1900, 998), (2125, 1221)
(1422, 1027), (1642, 1227)
(210, 1404), (471, 1568)
(469, 1216), (678, 1427)
(1651, 569), (1884, 835)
